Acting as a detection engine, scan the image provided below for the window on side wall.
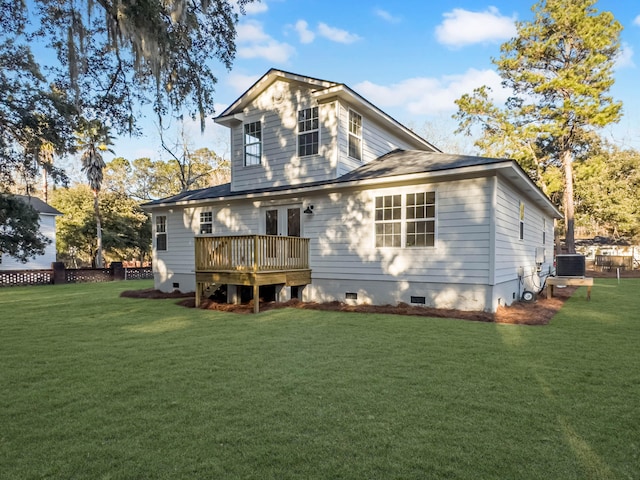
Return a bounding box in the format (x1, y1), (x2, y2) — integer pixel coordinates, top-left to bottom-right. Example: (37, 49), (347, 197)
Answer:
(374, 191), (436, 248)
(156, 215), (167, 251)
(519, 201), (525, 240)
(348, 109), (362, 161)
(298, 107), (319, 156)
(406, 192), (436, 247)
(375, 194), (402, 247)
(542, 218), (546, 245)
(200, 211), (213, 234)
(244, 121), (262, 166)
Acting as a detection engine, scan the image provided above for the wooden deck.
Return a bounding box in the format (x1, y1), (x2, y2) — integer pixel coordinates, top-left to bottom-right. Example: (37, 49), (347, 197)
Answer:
(195, 235), (311, 312)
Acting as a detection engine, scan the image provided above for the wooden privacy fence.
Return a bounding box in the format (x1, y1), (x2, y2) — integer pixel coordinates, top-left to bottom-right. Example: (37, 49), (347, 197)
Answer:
(196, 235), (310, 272)
(594, 255), (634, 271)
(0, 262), (153, 287)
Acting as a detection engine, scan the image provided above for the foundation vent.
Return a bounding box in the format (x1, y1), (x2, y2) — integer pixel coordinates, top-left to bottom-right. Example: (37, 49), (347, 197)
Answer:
(345, 292), (357, 300)
(410, 296), (426, 304)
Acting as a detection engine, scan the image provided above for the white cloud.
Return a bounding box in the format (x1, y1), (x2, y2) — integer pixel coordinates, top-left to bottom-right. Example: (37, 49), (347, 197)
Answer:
(294, 19), (315, 44)
(236, 20), (295, 63)
(236, 20), (270, 43)
(238, 40), (294, 63)
(634, 15), (640, 26)
(227, 73), (261, 95)
(616, 42), (635, 69)
(354, 69), (509, 116)
(317, 22), (361, 44)
(374, 8), (401, 24)
(244, 1), (268, 15)
(435, 7), (517, 48)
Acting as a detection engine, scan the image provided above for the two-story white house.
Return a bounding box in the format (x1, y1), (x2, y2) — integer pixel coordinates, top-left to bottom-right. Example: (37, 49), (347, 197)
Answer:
(143, 69), (561, 313)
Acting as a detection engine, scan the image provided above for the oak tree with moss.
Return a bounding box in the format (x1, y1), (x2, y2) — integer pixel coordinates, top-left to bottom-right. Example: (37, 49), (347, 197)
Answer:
(455, 0), (622, 252)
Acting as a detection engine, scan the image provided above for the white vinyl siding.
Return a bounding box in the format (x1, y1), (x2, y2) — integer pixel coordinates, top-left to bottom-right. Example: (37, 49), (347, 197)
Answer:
(229, 80), (338, 192)
(336, 101), (420, 176)
(0, 214), (58, 270)
(494, 180), (554, 285)
(304, 178), (492, 285)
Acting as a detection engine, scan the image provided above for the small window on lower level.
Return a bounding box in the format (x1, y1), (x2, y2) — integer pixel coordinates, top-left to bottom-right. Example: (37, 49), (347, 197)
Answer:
(200, 211), (213, 234)
(156, 215), (167, 251)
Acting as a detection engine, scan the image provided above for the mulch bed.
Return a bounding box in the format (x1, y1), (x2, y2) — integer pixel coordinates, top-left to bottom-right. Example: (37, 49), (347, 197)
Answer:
(121, 269), (635, 325)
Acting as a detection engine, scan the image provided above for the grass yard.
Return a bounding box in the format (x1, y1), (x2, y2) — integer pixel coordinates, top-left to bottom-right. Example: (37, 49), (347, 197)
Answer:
(0, 279), (638, 479)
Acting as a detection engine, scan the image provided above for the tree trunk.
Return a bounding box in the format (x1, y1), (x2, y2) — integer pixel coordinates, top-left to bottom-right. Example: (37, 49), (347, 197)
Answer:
(562, 149), (576, 253)
(93, 190), (104, 268)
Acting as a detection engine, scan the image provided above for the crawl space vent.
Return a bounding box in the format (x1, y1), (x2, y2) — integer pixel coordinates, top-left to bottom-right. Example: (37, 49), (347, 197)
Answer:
(410, 296), (426, 304)
(345, 292), (358, 300)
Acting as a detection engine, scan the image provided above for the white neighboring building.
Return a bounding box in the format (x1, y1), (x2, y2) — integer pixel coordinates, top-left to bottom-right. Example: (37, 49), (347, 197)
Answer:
(0, 195), (61, 270)
(143, 69), (562, 312)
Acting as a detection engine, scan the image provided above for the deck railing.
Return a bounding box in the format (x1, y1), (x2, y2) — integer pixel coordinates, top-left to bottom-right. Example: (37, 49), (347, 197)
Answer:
(195, 235), (310, 272)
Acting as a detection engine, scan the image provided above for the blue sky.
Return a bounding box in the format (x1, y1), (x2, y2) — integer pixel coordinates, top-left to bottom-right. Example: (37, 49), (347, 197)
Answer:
(110, 0), (640, 164)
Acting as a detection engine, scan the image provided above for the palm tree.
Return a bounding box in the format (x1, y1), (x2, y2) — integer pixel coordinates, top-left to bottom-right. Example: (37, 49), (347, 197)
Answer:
(39, 141), (55, 203)
(76, 119), (114, 268)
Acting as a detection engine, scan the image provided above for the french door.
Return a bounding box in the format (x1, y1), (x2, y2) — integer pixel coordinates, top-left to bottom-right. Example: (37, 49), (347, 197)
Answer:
(264, 206), (301, 237)
(264, 206), (301, 262)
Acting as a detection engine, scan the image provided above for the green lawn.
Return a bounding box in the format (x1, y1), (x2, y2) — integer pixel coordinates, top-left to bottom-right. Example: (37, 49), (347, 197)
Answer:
(0, 279), (638, 479)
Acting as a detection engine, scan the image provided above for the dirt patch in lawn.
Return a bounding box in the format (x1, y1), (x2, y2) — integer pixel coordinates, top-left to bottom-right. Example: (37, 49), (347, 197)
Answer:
(120, 288), (194, 299)
(123, 269), (632, 325)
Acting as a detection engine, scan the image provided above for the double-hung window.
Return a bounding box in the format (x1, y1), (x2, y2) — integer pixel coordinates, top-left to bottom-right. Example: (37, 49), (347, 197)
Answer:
(375, 192), (436, 248)
(298, 107), (319, 156)
(375, 195), (402, 247)
(200, 211), (213, 234)
(348, 110), (362, 161)
(519, 201), (525, 240)
(406, 192), (436, 247)
(155, 215), (167, 251)
(244, 121), (262, 166)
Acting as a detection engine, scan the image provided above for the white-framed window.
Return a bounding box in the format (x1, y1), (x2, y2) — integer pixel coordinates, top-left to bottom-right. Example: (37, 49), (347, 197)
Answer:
(156, 215), (167, 251)
(519, 201), (525, 240)
(375, 191), (436, 248)
(244, 121), (262, 166)
(298, 107), (319, 156)
(200, 211), (213, 234)
(406, 192), (436, 247)
(542, 218), (546, 245)
(348, 109), (362, 161)
(375, 194), (402, 247)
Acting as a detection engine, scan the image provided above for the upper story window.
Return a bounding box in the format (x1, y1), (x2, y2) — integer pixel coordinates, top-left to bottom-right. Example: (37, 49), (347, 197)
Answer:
(298, 107), (319, 156)
(348, 109), (362, 161)
(375, 192), (436, 248)
(155, 215), (167, 251)
(542, 218), (546, 245)
(244, 121), (262, 166)
(200, 211), (213, 234)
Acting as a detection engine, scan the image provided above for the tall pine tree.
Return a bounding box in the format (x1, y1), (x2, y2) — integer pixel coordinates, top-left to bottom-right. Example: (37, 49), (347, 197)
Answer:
(455, 0), (622, 252)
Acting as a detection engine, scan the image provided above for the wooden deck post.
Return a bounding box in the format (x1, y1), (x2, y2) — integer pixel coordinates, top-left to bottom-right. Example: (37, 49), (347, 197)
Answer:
(253, 283), (260, 314)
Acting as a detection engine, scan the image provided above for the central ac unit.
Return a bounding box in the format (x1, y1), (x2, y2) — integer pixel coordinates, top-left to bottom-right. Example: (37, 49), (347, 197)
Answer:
(555, 254), (586, 277)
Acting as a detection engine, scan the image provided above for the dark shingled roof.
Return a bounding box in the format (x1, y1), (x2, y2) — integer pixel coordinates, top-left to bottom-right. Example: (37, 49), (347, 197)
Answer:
(13, 195), (62, 215)
(337, 149), (508, 182)
(143, 149), (512, 207)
